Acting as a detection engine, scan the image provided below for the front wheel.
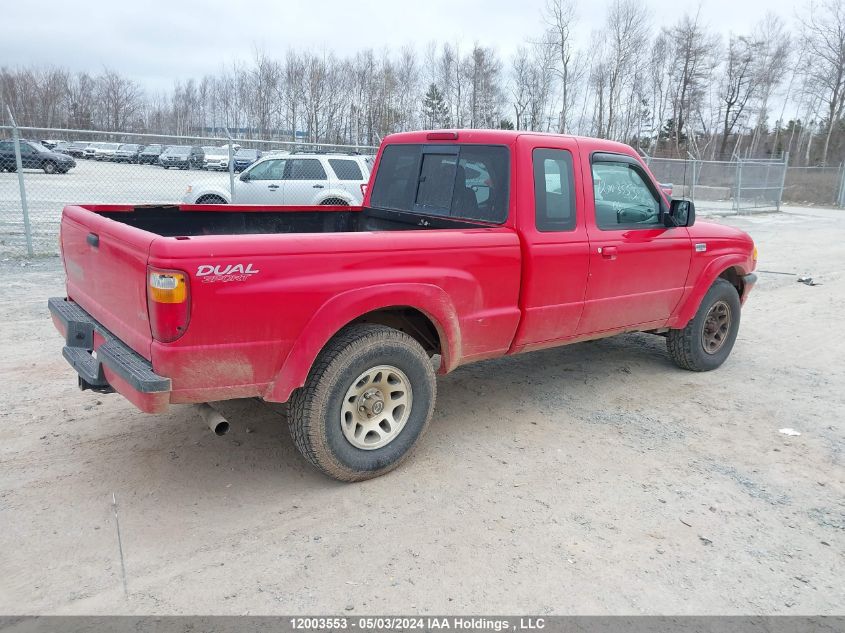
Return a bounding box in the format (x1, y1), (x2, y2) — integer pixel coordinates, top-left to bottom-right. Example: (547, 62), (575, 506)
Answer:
(667, 278), (741, 371)
(43, 161), (57, 174)
(288, 324), (436, 481)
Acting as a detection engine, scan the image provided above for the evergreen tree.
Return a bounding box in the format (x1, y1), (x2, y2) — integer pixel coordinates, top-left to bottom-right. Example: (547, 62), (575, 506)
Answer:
(422, 83), (450, 129)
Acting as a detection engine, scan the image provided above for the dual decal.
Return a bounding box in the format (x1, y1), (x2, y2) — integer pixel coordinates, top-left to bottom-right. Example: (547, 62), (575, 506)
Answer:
(196, 263), (260, 283)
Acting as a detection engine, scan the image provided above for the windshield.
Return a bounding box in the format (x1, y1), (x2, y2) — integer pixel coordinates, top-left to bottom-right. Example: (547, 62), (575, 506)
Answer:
(204, 147), (226, 156)
(236, 149), (258, 158)
(142, 145), (162, 152)
(165, 146), (191, 156)
(119, 144), (140, 151)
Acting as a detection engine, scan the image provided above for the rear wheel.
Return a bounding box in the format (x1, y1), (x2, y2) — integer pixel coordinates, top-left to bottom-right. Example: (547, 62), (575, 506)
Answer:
(667, 278), (741, 371)
(196, 195), (227, 205)
(43, 160), (57, 174)
(288, 324), (436, 482)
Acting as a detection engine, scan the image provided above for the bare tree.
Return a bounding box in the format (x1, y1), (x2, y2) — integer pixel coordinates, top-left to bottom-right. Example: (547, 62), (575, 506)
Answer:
(800, 0), (845, 164)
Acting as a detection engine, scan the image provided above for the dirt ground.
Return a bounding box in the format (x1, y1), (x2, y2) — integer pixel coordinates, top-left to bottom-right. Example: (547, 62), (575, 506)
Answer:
(0, 207), (843, 615)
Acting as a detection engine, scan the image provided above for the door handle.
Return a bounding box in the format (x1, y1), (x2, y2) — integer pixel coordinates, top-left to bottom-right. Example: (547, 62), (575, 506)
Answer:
(267, 184), (279, 190)
(598, 246), (618, 260)
(313, 184), (324, 189)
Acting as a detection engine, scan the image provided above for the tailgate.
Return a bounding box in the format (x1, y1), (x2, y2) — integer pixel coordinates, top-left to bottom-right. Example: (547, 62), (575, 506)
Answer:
(61, 205), (155, 360)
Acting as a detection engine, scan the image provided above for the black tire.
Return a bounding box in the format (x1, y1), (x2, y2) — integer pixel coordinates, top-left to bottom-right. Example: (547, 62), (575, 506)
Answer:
(667, 278), (741, 371)
(162, 165), (169, 169)
(43, 160), (57, 174)
(196, 195), (227, 205)
(288, 324), (436, 482)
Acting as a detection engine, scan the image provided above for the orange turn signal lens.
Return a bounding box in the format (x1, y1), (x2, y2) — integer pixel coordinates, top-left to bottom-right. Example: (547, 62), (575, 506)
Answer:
(149, 271), (187, 303)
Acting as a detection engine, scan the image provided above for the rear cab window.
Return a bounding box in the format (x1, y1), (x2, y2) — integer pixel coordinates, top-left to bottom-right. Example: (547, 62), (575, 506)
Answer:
(369, 144), (509, 224)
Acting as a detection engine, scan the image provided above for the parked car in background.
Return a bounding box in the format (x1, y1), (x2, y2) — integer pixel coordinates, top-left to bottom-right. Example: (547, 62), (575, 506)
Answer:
(66, 141), (90, 158)
(52, 141), (72, 155)
(93, 142), (121, 161)
(83, 142), (119, 160)
(40, 139), (63, 149)
(183, 152), (371, 205)
(233, 148), (261, 172)
(0, 139), (76, 173)
(82, 143), (100, 159)
(113, 144), (145, 163)
(201, 146), (229, 171)
(159, 145), (203, 170)
(138, 144), (166, 164)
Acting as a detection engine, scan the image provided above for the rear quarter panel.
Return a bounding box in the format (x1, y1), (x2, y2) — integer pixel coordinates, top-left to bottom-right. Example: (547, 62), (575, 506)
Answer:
(147, 227), (522, 403)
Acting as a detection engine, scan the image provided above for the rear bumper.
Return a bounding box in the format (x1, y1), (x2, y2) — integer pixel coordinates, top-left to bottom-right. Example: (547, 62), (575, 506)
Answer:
(48, 297), (171, 413)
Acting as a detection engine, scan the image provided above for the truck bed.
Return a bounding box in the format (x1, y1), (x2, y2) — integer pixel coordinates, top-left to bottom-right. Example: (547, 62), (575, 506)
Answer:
(97, 204), (486, 237)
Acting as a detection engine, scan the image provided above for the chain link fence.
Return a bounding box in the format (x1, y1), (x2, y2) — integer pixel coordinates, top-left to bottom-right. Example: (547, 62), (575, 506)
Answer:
(4, 126), (845, 258)
(644, 154), (793, 213)
(0, 124), (377, 257)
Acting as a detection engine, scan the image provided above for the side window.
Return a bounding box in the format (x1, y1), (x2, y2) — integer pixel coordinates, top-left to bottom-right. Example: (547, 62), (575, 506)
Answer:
(328, 158), (364, 181)
(0, 141), (12, 152)
(592, 161), (661, 229)
(247, 159), (285, 180)
(286, 158), (327, 180)
(20, 143), (36, 155)
(533, 148), (576, 231)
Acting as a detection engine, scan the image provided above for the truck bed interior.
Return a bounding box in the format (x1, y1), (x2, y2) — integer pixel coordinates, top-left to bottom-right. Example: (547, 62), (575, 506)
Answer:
(97, 205), (487, 237)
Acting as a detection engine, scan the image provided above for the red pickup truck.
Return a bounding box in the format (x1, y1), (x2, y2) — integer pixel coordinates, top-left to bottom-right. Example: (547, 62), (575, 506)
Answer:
(50, 130), (757, 481)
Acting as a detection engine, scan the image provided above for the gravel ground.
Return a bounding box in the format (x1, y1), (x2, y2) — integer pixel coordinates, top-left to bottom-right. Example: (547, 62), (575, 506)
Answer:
(0, 208), (842, 615)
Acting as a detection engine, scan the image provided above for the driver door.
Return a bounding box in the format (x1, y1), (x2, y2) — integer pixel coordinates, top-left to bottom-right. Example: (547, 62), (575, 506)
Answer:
(576, 155), (692, 335)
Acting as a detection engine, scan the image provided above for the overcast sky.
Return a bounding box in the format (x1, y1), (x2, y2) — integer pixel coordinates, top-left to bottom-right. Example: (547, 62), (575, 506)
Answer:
(4, 0), (803, 93)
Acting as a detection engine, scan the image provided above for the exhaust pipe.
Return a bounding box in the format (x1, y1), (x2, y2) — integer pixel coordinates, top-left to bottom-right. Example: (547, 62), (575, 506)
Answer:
(197, 403), (230, 436)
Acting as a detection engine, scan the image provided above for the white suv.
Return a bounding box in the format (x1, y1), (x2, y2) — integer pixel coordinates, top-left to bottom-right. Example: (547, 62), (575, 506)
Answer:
(182, 153), (372, 206)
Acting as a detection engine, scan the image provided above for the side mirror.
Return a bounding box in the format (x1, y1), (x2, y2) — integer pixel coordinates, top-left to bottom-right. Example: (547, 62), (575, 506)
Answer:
(665, 199), (695, 227)
(239, 172), (250, 182)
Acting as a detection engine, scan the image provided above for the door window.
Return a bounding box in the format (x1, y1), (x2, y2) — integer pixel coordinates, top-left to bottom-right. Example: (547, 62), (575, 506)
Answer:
(533, 149), (576, 231)
(247, 159), (285, 180)
(285, 159), (327, 180)
(592, 162), (661, 229)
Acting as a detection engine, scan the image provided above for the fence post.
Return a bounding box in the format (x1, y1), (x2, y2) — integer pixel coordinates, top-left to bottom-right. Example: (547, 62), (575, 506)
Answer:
(734, 160), (742, 213)
(776, 152), (789, 212)
(6, 107), (33, 257)
(225, 128), (236, 203)
(838, 163), (845, 208)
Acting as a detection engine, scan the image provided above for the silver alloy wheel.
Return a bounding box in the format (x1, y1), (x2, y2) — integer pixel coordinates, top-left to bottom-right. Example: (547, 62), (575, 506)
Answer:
(340, 365), (413, 450)
(702, 300), (732, 354)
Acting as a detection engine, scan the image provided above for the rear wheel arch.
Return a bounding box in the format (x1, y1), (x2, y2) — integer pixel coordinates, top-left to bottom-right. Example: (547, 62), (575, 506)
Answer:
(320, 196), (351, 206)
(265, 288), (461, 403)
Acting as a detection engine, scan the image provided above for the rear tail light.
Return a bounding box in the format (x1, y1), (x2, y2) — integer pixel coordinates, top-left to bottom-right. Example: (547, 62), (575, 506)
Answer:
(147, 268), (190, 342)
(360, 183), (368, 197)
